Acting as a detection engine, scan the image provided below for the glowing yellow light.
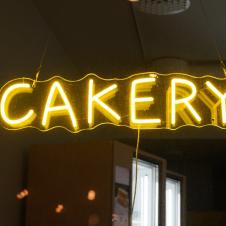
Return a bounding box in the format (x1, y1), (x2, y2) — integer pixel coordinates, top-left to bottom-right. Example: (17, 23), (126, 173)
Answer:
(42, 81), (78, 129)
(88, 79), (121, 127)
(198, 90), (218, 125)
(87, 190), (96, 201)
(55, 204), (64, 214)
(206, 81), (226, 125)
(0, 83), (36, 128)
(2, 73), (226, 133)
(130, 77), (161, 128)
(171, 78), (201, 126)
(16, 189), (29, 200)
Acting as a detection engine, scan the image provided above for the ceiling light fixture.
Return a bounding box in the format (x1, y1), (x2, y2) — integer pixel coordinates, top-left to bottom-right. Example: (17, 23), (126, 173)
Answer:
(132, 0), (191, 15)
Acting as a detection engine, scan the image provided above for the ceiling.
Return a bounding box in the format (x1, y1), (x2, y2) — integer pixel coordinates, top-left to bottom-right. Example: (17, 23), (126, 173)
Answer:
(0, 0), (226, 80)
(133, 0), (226, 62)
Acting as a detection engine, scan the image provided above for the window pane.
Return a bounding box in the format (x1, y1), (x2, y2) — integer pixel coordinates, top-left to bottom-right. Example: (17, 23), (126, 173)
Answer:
(166, 178), (181, 226)
(132, 159), (159, 226)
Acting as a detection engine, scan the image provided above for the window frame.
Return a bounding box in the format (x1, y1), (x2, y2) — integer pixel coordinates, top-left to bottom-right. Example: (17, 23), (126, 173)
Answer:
(132, 150), (167, 226)
(166, 171), (186, 226)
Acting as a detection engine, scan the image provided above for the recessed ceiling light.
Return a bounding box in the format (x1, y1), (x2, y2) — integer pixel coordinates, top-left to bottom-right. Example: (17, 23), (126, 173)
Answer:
(132, 0), (191, 15)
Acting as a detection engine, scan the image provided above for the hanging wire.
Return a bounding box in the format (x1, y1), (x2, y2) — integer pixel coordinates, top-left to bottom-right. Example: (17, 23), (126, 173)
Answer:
(199, 0), (226, 77)
(128, 2), (147, 71)
(32, 32), (51, 87)
(131, 128), (141, 214)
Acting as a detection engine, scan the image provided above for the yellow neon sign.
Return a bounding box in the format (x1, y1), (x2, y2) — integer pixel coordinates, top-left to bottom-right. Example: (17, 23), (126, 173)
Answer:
(88, 79), (121, 127)
(170, 78), (202, 127)
(0, 83), (36, 128)
(130, 77), (161, 128)
(42, 81), (78, 130)
(206, 81), (226, 125)
(0, 73), (226, 133)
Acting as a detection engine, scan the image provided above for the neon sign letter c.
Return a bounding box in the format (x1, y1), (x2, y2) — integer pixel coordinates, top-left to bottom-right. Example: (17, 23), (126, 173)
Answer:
(0, 83), (36, 128)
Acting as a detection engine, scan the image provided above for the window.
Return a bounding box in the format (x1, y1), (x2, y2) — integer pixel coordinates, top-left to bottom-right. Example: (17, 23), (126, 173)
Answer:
(166, 177), (181, 226)
(132, 159), (159, 226)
